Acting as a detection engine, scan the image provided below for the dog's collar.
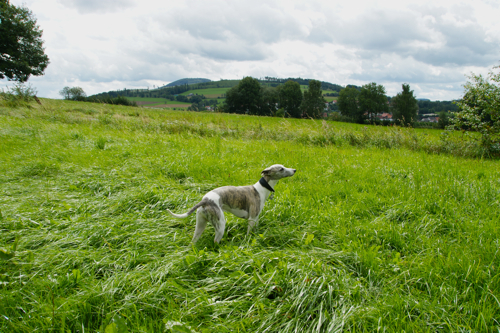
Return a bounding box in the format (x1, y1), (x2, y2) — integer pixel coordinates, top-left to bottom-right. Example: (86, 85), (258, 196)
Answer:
(259, 177), (275, 192)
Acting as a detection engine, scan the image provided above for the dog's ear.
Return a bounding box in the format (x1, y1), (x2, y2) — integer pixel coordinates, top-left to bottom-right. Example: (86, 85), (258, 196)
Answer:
(261, 167), (271, 176)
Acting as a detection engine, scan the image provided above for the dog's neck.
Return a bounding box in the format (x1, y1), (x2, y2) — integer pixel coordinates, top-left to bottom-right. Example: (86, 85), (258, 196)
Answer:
(261, 175), (279, 191)
(259, 177), (275, 192)
(255, 176), (278, 200)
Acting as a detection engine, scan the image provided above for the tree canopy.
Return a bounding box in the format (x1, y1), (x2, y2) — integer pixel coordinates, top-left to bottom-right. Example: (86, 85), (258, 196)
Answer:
(60, 86), (87, 101)
(278, 80), (302, 118)
(358, 83), (388, 121)
(224, 77), (262, 115)
(301, 80), (325, 118)
(338, 87), (362, 123)
(391, 84), (418, 126)
(453, 65), (500, 154)
(0, 0), (49, 82)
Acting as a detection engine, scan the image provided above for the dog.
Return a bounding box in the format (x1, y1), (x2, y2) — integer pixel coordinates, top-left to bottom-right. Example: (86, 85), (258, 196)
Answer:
(167, 164), (296, 243)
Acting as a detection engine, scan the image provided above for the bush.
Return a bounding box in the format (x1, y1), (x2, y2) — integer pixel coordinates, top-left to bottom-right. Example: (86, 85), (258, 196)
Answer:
(453, 65), (500, 156)
(0, 83), (37, 108)
(328, 112), (359, 124)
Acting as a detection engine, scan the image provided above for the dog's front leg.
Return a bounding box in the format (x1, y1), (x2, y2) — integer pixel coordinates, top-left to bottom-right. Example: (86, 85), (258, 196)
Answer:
(247, 218), (259, 236)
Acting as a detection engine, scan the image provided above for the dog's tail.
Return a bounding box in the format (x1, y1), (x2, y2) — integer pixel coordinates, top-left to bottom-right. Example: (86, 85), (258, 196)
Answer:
(167, 200), (206, 219)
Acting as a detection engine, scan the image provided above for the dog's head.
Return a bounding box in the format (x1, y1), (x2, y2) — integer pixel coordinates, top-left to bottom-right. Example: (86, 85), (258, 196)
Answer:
(261, 164), (296, 180)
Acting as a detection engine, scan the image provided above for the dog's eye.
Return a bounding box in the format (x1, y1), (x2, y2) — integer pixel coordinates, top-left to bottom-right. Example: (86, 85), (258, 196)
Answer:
(280, 167), (284, 171)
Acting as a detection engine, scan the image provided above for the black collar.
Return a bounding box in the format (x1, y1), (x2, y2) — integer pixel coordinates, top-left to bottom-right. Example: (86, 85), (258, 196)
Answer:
(259, 177), (275, 192)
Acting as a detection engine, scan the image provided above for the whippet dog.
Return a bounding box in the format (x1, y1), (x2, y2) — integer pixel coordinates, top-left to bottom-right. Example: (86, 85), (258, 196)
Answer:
(167, 164), (296, 243)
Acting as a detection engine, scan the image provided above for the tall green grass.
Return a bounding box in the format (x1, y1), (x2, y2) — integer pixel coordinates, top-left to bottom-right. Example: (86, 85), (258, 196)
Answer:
(0, 99), (499, 332)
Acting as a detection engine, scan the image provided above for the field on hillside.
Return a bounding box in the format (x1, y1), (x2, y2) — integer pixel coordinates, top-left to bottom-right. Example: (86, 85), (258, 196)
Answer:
(136, 85), (338, 104)
(179, 88), (229, 98)
(0, 99), (499, 332)
(127, 97), (191, 108)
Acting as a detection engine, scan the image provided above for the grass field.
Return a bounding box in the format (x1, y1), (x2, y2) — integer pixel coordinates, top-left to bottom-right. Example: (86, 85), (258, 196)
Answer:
(0, 99), (499, 332)
(127, 97), (191, 108)
(179, 88), (229, 99)
(133, 86), (336, 104)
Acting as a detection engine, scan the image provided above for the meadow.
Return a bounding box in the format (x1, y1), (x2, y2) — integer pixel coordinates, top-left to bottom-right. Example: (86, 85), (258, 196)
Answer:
(0, 99), (499, 332)
(126, 97), (191, 108)
(179, 88), (229, 99)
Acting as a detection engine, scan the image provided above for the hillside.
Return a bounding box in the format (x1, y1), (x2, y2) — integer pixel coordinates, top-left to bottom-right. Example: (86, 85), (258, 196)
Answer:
(162, 78), (211, 88)
(90, 78), (346, 101)
(89, 79), (457, 116)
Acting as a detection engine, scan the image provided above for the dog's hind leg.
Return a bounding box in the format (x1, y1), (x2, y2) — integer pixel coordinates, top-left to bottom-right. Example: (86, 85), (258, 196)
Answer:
(213, 213), (226, 244)
(192, 209), (208, 243)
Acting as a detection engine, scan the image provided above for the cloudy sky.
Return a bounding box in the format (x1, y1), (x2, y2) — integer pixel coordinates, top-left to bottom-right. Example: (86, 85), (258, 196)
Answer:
(5, 0), (500, 100)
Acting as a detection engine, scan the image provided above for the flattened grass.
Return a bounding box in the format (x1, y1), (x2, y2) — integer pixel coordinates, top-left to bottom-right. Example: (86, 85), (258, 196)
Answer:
(0, 99), (499, 332)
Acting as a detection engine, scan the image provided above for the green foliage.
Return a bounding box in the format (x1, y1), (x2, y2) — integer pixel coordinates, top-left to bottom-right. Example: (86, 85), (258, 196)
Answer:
(0, 0), (49, 82)
(164, 78), (211, 87)
(60, 87), (137, 107)
(0, 82), (37, 107)
(359, 82), (388, 121)
(278, 80), (302, 118)
(259, 85), (279, 116)
(438, 111), (450, 129)
(0, 99), (499, 332)
(417, 100), (458, 116)
(300, 80), (326, 118)
(59, 86), (87, 100)
(238, 76), (262, 115)
(391, 84), (419, 126)
(453, 65), (500, 155)
(338, 87), (361, 123)
(224, 77), (280, 116)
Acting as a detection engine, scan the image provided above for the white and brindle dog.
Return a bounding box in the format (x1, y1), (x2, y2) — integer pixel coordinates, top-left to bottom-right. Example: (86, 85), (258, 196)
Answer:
(167, 164), (296, 243)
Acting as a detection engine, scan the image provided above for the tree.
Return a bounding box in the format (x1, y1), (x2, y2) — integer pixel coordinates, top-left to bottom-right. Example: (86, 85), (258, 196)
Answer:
(59, 86), (71, 100)
(358, 82), (388, 121)
(391, 83), (418, 126)
(453, 65), (500, 152)
(224, 77), (261, 115)
(259, 85), (278, 116)
(278, 80), (302, 118)
(301, 80), (325, 118)
(223, 85), (241, 113)
(438, 111), (450, 129)
(337, 87), (362, 122)
(238, 77), (261, 115)
(59, 86), (86, 100)
(0, 0), (49, 82)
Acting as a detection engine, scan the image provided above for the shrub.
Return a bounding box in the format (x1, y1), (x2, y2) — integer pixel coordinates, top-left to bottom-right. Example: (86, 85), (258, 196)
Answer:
(0, 82), (37, 108)
(452, 65), (500, 156)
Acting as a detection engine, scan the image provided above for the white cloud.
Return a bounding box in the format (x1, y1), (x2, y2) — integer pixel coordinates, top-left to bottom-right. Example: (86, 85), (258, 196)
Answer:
(3, 0), (500, 100)
(59, 0), (135, 14)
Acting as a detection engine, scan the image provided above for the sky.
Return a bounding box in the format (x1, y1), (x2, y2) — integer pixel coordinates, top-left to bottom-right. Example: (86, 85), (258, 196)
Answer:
(4, 0), (500, 100)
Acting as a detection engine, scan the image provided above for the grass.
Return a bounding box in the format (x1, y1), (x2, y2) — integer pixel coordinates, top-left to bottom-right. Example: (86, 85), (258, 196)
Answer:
(126, 97), (191, 108)
(179, 88), (229, 98)
(0, 98), (499, 332)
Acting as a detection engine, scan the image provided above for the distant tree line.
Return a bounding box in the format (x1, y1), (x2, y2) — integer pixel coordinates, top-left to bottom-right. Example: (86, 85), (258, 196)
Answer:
(59, 86), (137, 107)
(261, 77), (346, 92)
(91, 84), (193, 101)
(417, 100), (458, 115)
(220, 77), (327, 118)
(96, 77), (348, 102)
(186, 94), (220, 111)
(337, 82), (419, 126)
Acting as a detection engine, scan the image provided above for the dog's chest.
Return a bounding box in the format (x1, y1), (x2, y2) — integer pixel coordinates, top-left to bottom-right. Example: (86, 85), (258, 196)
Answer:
(221, 205), (249, 218)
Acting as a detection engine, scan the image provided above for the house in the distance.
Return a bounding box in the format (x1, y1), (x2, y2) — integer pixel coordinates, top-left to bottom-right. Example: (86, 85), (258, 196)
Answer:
(421, 113), (439, 123)
(375, 113), (393, 121)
